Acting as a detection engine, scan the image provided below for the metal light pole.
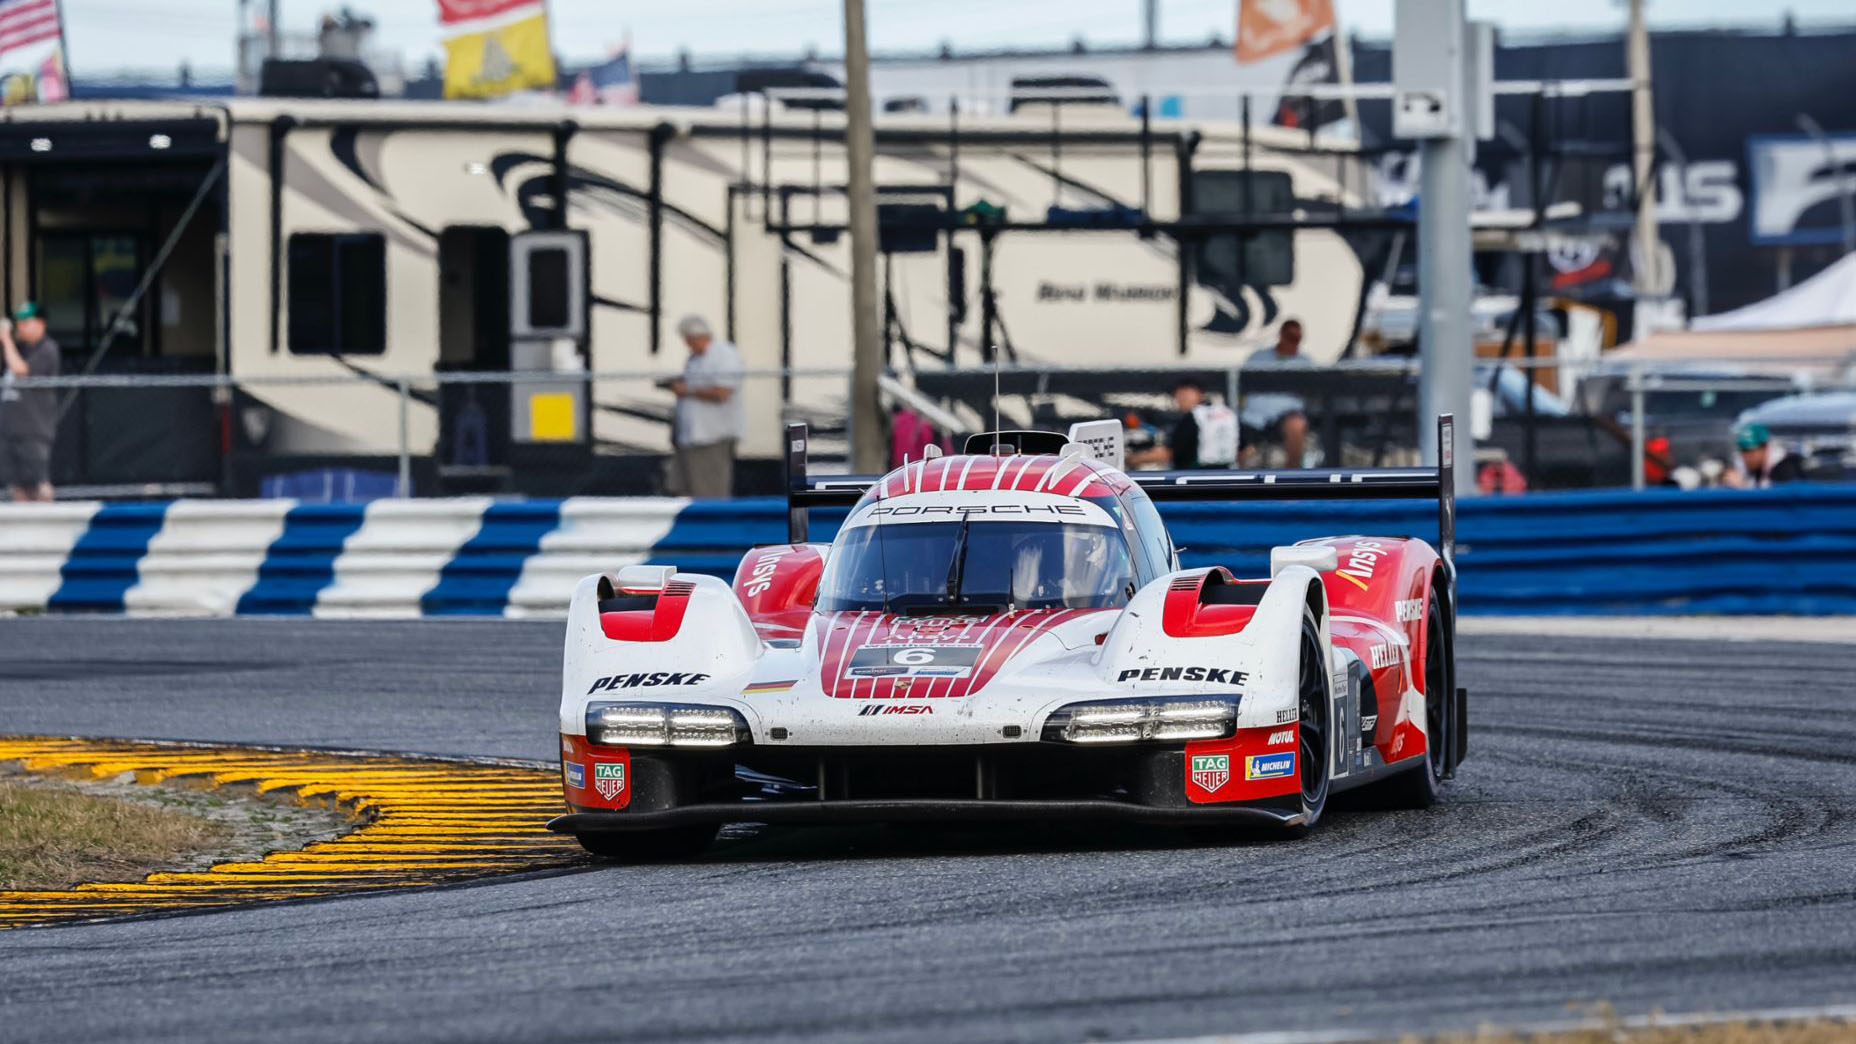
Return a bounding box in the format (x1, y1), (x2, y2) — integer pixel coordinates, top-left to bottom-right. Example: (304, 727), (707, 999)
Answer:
(1416, 135), (1474, 496)
(1395, 0), (1478, 496)
(1627, 0), (1662, 295)
(1796, 113), (1856, 258)
(843, 0), (886, 473)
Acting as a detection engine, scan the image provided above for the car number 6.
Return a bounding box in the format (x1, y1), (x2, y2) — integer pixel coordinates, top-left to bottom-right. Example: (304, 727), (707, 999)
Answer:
(893, 648), (935, 665)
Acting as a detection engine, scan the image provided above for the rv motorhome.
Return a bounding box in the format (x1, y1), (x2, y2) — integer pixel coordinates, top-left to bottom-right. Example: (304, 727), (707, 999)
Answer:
(0, 96), (1388, 495)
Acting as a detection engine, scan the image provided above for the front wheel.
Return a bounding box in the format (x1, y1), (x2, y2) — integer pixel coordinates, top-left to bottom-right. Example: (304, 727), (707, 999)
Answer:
(1376, 590), (1448, 809)
(576, 823), (719, 862)
(1285, 602), (1331, 836)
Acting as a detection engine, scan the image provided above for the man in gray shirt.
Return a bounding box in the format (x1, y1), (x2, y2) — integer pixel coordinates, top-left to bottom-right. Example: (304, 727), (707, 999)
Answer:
(666, 315), (744, 498)
(1241, 317), (1313, 468)
(1, 302), (59, 501)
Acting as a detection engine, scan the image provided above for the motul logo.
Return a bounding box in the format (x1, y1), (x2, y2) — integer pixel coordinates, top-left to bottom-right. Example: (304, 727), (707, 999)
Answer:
(1266, 729), (1295, 746)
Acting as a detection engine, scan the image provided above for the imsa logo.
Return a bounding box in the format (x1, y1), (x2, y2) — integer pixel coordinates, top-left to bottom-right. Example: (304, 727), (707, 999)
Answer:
(593, 762), (626, 800)
(1190, 754), (1230, 793)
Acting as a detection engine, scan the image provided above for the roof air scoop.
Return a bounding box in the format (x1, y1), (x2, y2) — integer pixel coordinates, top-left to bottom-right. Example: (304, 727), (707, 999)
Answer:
(962, 430), (1070, 456)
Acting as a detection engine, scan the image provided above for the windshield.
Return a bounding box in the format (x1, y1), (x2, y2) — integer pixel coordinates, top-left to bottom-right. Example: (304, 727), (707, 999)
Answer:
(817, 518), (1136, 612)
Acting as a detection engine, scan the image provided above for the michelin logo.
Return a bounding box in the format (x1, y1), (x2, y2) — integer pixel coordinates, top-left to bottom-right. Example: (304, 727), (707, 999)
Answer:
(1246, 752), (1296, 780)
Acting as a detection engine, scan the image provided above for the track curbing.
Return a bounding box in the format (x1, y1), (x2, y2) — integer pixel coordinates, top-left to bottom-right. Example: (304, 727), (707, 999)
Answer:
(0, 736), (581, 929)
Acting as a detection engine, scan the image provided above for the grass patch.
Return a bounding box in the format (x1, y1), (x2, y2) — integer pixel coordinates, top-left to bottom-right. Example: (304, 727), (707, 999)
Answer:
(1423, 1017), (1856, 1044)
(0, 778), (230, 891)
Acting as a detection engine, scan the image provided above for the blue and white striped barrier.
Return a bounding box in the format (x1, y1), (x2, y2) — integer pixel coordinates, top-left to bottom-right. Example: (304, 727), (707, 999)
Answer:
(0, 498), (682, 618)
(3, 483), (1854, 617)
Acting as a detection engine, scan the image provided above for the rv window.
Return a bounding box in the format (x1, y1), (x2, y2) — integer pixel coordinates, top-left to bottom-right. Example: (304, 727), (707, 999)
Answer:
(1189, 170), (1295, 289)
(526, 247), (571, 330)
(287, 233), (385, 355)
(36, 232), (149, 355)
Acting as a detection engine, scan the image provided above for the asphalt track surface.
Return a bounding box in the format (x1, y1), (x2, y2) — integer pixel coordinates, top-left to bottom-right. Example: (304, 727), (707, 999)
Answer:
(3, 618), (1855, 1043)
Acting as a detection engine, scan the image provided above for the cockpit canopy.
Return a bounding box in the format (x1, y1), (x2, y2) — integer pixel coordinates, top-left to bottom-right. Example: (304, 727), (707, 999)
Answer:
(816, 490), (1138, 613)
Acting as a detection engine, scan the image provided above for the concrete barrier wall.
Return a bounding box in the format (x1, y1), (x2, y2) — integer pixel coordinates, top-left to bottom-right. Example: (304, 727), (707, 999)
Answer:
(3, 483), (1853, 617)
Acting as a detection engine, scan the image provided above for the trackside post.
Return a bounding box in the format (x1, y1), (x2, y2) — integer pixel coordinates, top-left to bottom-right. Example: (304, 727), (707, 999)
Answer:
(785, 422), (810, 544)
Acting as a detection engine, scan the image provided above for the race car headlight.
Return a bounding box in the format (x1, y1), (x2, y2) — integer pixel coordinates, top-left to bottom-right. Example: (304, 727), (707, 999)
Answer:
(585, 703), (750, 748)
(1041, 696), (1238, 744)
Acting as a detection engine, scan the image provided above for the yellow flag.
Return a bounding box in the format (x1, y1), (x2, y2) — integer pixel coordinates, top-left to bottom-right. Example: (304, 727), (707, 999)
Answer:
(443, 9), (556, 100)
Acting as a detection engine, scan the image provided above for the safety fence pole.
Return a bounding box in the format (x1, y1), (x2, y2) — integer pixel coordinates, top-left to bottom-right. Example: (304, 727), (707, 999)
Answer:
(1629, 363), (1646, 492)
(396, 377), (412, 498)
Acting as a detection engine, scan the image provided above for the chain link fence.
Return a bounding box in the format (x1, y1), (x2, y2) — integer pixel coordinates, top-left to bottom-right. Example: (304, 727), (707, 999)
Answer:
(3, 357), (1852, 499)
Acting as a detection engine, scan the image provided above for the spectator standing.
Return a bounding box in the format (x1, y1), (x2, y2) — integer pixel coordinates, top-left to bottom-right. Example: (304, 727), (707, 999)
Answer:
(0, 302), (59, 502)
(889, 406), (951, 469)
(1723, 423), (1804, 488)
(665, 315), (743, 498)
(1125, 377), (1238, 469)
(1242, 318), (1313, 468)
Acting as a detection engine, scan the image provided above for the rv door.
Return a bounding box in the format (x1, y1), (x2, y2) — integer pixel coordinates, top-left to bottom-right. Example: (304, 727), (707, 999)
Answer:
(508, 230), (589, 445)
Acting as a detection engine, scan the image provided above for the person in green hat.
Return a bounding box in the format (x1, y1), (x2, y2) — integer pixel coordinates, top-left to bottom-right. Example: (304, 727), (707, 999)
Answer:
(1, 301), (60, 501)
(1722, 422), (1804, 489)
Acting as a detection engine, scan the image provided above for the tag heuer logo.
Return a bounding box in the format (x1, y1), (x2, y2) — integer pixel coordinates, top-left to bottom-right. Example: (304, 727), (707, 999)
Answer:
(593, 762), (626, 800)
(1190, 754), (1230, 793)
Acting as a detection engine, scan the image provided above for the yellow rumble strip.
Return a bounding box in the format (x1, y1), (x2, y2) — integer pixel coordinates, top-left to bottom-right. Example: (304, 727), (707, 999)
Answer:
(0, 736), (581, 929)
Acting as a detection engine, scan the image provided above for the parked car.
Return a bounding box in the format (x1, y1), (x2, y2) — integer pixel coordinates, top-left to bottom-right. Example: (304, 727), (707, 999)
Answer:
(1575, 365), (1807, 469)
(1735, 392), (1856, 481)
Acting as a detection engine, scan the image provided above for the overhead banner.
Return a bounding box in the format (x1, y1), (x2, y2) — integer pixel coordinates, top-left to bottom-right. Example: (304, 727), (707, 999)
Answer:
(1236, 0), (1334, 64)
(1748, 133), (1856, 246)
(0, 0), (67, 105)
(438, 0), (556, 100)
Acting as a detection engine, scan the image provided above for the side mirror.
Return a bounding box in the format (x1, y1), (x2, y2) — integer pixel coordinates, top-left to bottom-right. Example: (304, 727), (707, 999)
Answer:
(607, 564), (676, 596)
(1270, 545), (1337, 577)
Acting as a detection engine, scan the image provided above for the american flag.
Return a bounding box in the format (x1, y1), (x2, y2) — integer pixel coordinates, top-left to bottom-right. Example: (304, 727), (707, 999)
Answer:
(567, 45), (638, 107)
(0, 0), (62, 58)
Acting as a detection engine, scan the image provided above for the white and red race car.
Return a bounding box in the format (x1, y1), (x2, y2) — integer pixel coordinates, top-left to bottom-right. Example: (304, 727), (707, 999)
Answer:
(549, 420), (1466, 858)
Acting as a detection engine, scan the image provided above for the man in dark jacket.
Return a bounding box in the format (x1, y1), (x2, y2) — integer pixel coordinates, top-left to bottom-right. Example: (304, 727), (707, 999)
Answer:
(1, 302), (60, 501)
(1724, 423), (1804, 488)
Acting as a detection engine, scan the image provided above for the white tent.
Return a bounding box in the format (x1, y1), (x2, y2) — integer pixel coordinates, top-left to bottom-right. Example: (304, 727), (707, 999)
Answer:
(1691, 252), (1856, 332)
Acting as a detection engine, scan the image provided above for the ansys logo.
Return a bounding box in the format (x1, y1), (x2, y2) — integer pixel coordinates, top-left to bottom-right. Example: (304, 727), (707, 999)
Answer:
(1190, 754), (1230, 793)
(1336, 539), (1389, 591)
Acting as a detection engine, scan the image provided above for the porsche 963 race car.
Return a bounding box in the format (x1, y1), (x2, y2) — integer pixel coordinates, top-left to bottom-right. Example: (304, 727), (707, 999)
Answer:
(549, 418), (1467, 857)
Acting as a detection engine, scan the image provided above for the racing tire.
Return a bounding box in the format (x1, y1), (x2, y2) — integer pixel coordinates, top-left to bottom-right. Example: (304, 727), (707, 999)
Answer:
(1283, 602), (1332, 837)
(575, 824), (719, 862)
(1375, 591), (1448, 810)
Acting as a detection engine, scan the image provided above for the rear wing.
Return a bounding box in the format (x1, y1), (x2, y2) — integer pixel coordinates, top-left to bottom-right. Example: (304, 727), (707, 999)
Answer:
(784, 416), (1457, 571)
